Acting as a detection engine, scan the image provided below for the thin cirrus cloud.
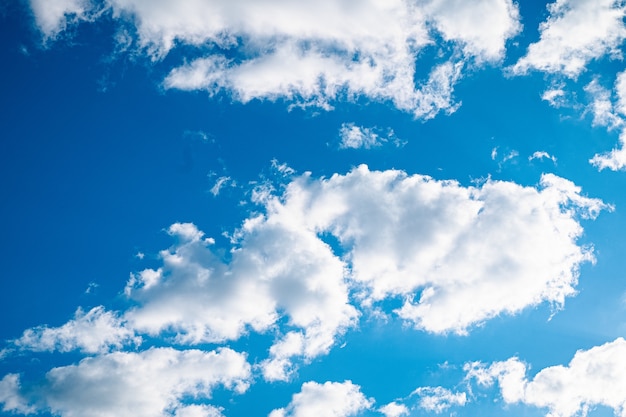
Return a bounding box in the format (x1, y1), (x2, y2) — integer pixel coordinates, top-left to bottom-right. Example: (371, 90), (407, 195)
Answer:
(27, 0), (521, 118)
(466, 337), (626, 417)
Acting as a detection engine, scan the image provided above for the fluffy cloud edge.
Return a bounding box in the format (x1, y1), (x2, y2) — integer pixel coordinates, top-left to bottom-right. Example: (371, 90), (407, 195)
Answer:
(465, 337), (626, 417)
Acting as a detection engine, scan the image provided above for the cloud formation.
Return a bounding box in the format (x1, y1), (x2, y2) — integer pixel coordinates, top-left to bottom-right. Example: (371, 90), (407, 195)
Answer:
(412, 386), (467, 413)
(268, 166), (607, 334)
(466, 337), (626, 417)
(0, 166), (608, 414)
(11, 306), (137, 354)
(28, 0), (521, 118)
(268, 380), (373, 417)
(338, 123), (402, 150)
(512, 0), (626, 77)
(0, 347), (250, 417)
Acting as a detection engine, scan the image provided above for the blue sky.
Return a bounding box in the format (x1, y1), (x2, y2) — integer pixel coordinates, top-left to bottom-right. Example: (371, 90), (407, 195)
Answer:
(2, 1), (626, 416)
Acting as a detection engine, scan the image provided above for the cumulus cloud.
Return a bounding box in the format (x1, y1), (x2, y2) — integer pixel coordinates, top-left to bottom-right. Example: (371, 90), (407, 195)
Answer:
(422, 0), (521, 63)
(0, 164), (607, 396)
(378, 402), (409, 417)
(0, 347), (250, 417)
(267, 165), (607, 334)
(11, 306), (138, 354)
(121, 164), (608, 355)
(28, 0), (521, 118)
(268, 380), (373, 417)
(412, 386), (467, 413)
(512, 0), (626, 78)
(466, 337), (626, 417)
(124, 220), (358, 381)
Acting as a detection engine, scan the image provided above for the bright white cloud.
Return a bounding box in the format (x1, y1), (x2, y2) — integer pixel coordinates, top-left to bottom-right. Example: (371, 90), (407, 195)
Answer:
(529, 151), (557, 164)
(378, 402), (409, 417)
(268, 165), (607, 334)
(0, 347), (250, 417)
(338, 123), (403, 149)
(124, 220), (358, 381)
(12, 306), (139, 354)
(423, 0), (521, 63)
(28, 0), (521, 118)
(412, 386), (467, 413)
(28, 0), (94, 39)
(591, 131), (626, 170)
(268, 380), (373, 417)
(466, 337), (626, 417)
(125, 165), (608, 346)
(512, 0), (626, 77)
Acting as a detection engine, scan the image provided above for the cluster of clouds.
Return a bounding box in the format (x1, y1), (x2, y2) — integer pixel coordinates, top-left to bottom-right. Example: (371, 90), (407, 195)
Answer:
(11, 1), (626, 416)
(29, 0), (522, 118)
(467, 337), (626, 417)
(0, 164), (610, 416)
(27, 0), (626, 164)
(526, 0), (626, 170)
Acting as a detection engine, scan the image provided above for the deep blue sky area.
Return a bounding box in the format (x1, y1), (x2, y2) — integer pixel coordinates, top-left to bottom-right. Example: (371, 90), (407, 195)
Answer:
(2, 1), (626, 417)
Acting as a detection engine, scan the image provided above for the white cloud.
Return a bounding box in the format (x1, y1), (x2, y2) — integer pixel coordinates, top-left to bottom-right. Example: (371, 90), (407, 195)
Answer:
(124, 220), (358, 381)
(28, 0), (521, 118)
(124, 165), (608, 348)
(339, 123), (384, 149)
(163, 49), (465, 119)
(12, 306), (139, 354)
(0, 374), (36, 415)
(615, 70), (626, 115)
(268, 380), (373, 417)
(591, 130), (626, 170)
(589, 70), (626, 170)
(210, 176), (234, 196)
(584, 78), (623, 129)
(378, 402), (409, 417)
(529, 151), (557, 164)
(269, 165), (607, 334)
(466, 337), (626, 417)
(1, 347), (250, 417)
(542, 87), (568, 108)
(412, 386), (467, 413)
(28, 0), (94, 39)
(512, 0), (626, 78)
(338, 123), (403, 149)
(423, 0), (521, 63)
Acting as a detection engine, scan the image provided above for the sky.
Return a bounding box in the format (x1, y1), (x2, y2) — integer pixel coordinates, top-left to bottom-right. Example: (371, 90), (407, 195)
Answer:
(3, 0), (626, 416)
